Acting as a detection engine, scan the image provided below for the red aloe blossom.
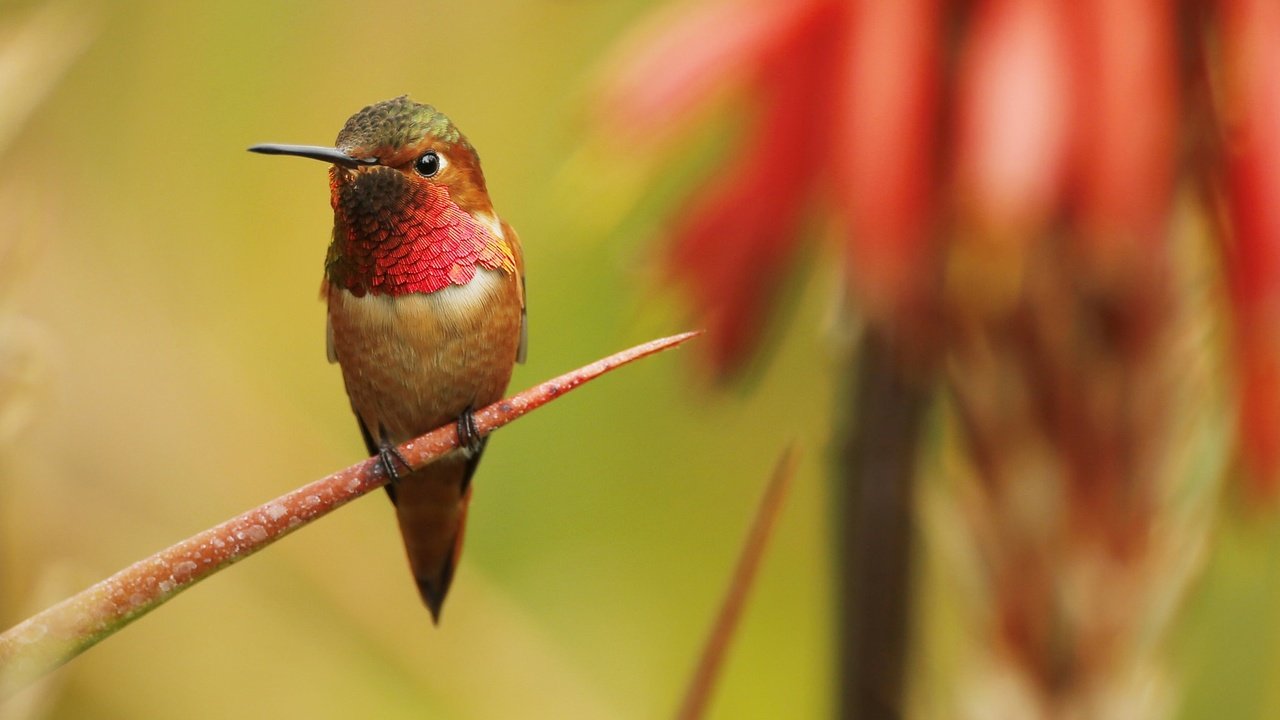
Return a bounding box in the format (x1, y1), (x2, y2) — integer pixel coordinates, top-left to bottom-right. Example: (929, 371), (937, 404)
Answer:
(597, 0), (1280, 716)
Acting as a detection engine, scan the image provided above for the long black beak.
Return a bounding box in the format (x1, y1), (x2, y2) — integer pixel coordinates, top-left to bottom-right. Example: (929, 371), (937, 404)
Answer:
(247, 143), (378, 169)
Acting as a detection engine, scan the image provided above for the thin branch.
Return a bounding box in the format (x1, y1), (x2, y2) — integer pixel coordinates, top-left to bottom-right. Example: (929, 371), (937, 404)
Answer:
(676, 445), (799, 720)
(0, 330), (699, 699)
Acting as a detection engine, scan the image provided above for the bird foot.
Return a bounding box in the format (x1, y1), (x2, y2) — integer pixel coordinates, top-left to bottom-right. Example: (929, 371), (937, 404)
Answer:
(377, 442), (413, 482)
(457, 407), (484, 456)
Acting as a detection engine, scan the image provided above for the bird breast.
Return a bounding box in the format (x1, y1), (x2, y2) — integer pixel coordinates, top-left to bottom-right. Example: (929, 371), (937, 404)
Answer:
(325, 268), (522, 444)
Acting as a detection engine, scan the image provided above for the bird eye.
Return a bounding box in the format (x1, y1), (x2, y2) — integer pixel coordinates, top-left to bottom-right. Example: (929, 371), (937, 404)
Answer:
(414, 151), (441, 177)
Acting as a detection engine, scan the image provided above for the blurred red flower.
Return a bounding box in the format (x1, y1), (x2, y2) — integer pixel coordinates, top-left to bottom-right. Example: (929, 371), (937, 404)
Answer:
(598, 0), (849, 376)
(599, 0), (1280, 498)
(596, 0), (1280, 714)
(1221, 0), (1280, 500)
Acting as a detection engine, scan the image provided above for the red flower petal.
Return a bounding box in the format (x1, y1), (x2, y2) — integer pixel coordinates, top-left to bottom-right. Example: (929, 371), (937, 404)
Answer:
(833, 0), (941, 329)
(665, 5), (841, 375)
(956, 0), (1074, 241)
(1221, 0), (1280, 499)
(1067, 0), (1177, 276)
(595, 0), (827, 144)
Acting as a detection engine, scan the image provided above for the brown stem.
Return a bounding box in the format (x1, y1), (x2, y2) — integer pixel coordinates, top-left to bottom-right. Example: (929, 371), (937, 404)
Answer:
(0, 330), (700, 698)
(675, 445), (799, 720)
(838, 329), (932, 720)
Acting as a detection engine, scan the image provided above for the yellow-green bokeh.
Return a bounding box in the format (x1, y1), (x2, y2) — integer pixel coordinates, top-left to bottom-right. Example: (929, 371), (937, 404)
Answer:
(0, 2), (833, 718)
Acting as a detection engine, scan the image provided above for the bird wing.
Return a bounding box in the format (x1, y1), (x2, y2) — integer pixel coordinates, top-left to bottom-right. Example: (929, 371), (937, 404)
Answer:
(503, 220), (528, 364)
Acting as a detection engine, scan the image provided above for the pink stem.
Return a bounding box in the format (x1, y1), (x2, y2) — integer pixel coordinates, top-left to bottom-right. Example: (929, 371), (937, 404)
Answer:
(0, 331), (700, 698)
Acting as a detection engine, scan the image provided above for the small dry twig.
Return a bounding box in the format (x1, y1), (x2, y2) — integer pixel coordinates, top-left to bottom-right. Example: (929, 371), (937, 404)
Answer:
(676, 445), (799, 720)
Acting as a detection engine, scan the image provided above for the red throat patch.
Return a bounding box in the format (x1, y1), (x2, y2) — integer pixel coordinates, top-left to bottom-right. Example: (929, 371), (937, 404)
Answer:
(328, 178), (514, 296)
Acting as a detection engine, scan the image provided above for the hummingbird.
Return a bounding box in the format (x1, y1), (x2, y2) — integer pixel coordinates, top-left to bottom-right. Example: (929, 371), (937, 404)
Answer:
(250, 96), (527, 622)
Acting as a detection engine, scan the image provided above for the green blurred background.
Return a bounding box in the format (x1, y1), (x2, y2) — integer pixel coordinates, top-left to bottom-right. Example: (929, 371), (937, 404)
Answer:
(1, 2), (1279, 719)
(0, 2), (833, 718)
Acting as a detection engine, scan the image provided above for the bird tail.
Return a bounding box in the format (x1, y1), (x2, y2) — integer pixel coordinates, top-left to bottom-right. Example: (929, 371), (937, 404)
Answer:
(393, 446), (483, 623)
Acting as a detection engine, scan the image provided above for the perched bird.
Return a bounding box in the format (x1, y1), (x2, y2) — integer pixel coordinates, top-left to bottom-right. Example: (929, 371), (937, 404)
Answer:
(251, 96), (527, 621)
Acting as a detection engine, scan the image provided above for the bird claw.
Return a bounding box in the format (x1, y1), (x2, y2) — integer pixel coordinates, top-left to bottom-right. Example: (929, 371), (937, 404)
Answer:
(457, 407), (483, 456)
(378, 442), (413, 482)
